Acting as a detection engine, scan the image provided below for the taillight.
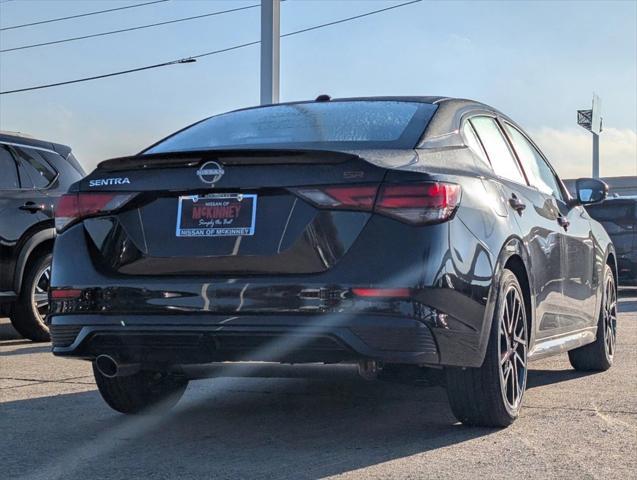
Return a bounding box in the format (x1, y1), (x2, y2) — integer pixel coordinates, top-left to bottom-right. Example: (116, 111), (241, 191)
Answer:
(292, 182), (460, 225)
(375, 182), (461, 225)
(292, 185), (378, 210)
(55, 192), (135, 233)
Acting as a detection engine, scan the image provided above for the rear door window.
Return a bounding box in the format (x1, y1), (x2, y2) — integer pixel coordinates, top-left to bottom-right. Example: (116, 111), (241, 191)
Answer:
(15, 147), (57, 189)
(41, 151), (83, 183)
(0, 146), (19, 189)
(470, 116), (526, 185)
(462, 121), (490, 166)
(504, 123), (564, 201)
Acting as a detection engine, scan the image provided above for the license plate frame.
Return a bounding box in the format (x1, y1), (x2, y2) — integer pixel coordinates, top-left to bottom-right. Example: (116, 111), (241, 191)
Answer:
(175, 193), (257, 238)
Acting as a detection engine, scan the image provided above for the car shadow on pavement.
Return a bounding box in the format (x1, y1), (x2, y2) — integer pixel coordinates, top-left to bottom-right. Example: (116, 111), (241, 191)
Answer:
(526, 368), (594, 389)
(2, 375), (495, 480)
(0, 320), (22, 341)
(2, 362), (608, 480)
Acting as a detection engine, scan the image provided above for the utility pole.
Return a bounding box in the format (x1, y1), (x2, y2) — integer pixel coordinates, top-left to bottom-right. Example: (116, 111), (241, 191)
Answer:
(592, 132), (599, 179)
(577, 93), (602, 178)
(260, 0), (280, 105)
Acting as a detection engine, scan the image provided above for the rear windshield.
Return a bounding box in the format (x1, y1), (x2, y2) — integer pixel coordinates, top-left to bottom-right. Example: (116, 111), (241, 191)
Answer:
(144, 101), (437, 154)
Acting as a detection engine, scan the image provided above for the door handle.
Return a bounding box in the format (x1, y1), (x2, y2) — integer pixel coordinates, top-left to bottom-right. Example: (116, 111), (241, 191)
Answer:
(19, 202), (43, 213)
(557, 215), (570, 230)
(509, 195), (526, 213)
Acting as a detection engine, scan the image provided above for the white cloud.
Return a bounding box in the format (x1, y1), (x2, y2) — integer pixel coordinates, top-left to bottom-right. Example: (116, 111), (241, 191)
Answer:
(529, 127), (637, 179)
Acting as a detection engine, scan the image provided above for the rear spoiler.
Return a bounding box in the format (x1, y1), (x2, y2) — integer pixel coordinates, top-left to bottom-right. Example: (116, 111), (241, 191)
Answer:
(96, 148), (418, 172)
(96, 149), (358, 172)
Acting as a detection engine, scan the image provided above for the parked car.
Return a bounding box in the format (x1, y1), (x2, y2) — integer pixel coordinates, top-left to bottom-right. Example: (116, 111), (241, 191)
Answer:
(0, 132), (84, 341)
(49, 97), (616, 427)
(585, 196), (636, 285)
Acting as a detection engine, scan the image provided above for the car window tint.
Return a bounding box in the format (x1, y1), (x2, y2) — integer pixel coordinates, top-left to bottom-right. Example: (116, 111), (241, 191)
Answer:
(470, 117), (526, 184)
(41, 151), (83, 183)
(0, 147), (19, 189)
(462, 121), (490, 166)
(15, 147), (57, 188)
(504, 123), (563, 201)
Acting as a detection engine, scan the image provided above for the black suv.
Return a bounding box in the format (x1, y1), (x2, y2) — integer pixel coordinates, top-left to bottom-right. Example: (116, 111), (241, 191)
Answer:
(0, 132), (84, 341)
(586, 196), (637, 285)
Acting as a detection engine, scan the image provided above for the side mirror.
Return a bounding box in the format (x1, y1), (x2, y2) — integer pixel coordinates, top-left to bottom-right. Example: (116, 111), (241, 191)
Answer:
(575, 178), (608, 205)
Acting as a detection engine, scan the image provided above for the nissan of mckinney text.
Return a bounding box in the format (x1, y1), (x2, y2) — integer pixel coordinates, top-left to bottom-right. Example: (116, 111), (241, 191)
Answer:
(48, 97), (617, 427)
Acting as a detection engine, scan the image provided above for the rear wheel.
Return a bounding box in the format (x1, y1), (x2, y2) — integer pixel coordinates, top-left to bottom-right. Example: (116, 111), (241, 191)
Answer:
(10, 252), (51, 342)
(568, 264), (616, 372)
(446, 269), (528, 427)
(93, 364), (189, 414)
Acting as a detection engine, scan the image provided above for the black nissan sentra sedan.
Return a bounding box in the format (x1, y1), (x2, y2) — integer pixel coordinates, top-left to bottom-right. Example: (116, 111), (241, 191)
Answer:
(48, 97), (617, 427)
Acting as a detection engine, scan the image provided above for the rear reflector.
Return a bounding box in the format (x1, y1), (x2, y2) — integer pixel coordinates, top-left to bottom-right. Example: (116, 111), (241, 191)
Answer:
(50, 288), (82, 299)
(55, 192), (135, 233)
(292, 181), (460, 225)
(352, 288), (411, 298)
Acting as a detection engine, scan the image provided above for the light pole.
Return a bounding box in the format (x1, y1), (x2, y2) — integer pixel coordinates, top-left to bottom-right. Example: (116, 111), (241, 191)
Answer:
(577, 93), (602, 178)
(260, 0), (280, 105)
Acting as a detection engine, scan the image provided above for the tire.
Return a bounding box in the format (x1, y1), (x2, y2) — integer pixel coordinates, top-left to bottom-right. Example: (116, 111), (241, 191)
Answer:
(446, 269), (529, 427)
(568, 264), (617, 372)
(10, 252), (52, 342)
(93, 364), (189, 414)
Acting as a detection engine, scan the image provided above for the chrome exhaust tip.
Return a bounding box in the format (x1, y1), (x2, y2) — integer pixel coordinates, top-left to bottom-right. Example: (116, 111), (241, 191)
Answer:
(95, 354), (140, 378)
(95, 354), (118, 378)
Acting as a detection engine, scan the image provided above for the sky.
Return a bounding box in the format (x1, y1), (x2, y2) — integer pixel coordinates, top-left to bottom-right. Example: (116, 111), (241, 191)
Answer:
(0, 0), (635, 178)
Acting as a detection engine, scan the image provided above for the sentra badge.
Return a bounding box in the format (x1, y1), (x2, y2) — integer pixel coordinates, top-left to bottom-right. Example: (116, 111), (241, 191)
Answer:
(89, 178), (130, 187)
(196, 161), (225, 185)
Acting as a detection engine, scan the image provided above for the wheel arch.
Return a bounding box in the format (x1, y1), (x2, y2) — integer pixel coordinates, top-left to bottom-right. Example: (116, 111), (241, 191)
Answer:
(478, 236), (536, 362)
(503, 254), (533, 348)
(14, 228), (55, 295)
(606, 247), (618, 287)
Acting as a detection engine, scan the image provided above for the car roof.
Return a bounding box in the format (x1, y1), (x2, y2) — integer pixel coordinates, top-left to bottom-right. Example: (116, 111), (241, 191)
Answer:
(0, 131), (72, 158)
(234, 95), (496, 112)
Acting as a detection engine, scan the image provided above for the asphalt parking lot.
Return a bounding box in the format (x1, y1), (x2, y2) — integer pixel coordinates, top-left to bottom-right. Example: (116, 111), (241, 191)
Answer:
(1, 291), (636, 480)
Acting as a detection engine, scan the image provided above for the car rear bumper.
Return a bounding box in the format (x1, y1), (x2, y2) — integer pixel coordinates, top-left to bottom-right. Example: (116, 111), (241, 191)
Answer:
(49, 313), (440, 365)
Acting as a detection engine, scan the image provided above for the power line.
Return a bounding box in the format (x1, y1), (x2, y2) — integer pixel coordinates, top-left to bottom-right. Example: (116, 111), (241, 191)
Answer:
(1, 3), (261, 53)
(0, 0), (169, 31)
(0, 0), (422, 95)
